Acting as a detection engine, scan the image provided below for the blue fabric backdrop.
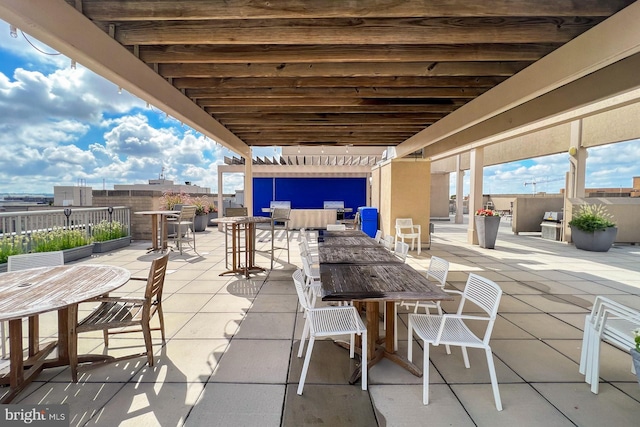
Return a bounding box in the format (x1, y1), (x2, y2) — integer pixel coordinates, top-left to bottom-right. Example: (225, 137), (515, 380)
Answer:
(253, 177), (366, 218)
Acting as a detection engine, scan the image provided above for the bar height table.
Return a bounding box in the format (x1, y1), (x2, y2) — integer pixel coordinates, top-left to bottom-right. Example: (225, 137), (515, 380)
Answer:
(135, 210), (179, 252)
(211, 216), (272, 278)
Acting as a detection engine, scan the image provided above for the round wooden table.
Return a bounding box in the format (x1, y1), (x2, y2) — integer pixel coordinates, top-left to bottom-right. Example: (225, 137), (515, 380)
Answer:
(0, 264), (131, 402)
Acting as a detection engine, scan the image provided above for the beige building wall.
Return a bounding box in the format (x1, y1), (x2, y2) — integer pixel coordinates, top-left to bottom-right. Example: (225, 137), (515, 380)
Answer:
(376, 159), (431, 242)
(371, 166), (381, 212)
(430, 173), (450, 219)
(582, 102), (640, 147)
(53, 186), (93, 207)
(93, 190), (162, 241)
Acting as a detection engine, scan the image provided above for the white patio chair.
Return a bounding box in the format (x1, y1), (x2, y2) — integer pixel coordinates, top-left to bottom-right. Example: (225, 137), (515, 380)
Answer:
(395, 256), (451, 351)
(578, 295), (640, 394)
(298, 239), (318, 264)
(382, 235), (395, 251)
(326, 224), (346, 231)
(3, 251), (65, 358)
(408, 273), (503, 410)
(300, 249), (321, 308)
(395, 218), (421, 255)
(406, 256), (451, 314)
(394, 241), (409, 262)
(374, 230), (382, 243)
(292, 269), (367, 395)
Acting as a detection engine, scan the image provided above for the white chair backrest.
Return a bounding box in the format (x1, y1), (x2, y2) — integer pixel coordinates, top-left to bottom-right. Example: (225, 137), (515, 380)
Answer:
(374, 230), (382, 243)
(326, 224), (346, 231)
(459, 273), (503, 343)
(591, 296), (640, 348)
(8, 251), (64, 272)
(383, 235), (395, 250)
(427, 256), (449, 288)
(292, 269), (312, 311)
(395, 218), (414, 231)
(394, 241), (409, 262)
(300, 254), (318, 280)
(298, 242), (309, 257)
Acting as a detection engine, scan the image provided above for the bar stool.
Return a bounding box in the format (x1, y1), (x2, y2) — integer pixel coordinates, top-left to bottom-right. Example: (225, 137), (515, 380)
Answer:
(270, 207), (291, 268)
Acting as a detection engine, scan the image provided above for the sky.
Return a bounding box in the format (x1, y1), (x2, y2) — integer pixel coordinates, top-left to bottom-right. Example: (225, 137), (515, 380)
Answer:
(1, 20), (639, 197)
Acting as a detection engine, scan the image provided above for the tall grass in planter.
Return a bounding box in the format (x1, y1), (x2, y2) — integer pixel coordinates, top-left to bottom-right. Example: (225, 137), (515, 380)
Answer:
(31, 228), (91, 252)
(0, 235), (27, 264)
(92, 220), (128, 242)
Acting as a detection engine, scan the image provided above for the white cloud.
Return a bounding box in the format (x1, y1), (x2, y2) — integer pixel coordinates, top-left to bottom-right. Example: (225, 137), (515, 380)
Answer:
(451, 140), (640, 196)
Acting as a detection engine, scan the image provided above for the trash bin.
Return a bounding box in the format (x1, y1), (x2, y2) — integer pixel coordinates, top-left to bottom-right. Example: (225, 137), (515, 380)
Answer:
(358, 207), (378, 238)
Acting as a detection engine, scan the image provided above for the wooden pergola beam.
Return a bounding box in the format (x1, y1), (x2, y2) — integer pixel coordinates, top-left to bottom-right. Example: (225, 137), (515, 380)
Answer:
(159, 62), (530, 78)
(112, 17), (602, 46)
(76, 0), (632, 20)
(138, 43), (559, 63)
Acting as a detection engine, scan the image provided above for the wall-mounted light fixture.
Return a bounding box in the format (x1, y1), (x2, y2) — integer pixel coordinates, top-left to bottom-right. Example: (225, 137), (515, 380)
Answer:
(9, 24), (18, 38)
(568, 146), (578, 156)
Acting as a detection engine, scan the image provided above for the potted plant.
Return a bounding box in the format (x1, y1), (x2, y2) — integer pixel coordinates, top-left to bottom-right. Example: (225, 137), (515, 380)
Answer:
(632, 328), (640, 386)
(160, 191), (189, 211)
(207, 201), (218, 222)
(189, 195), (211, 232)
(91, 220), (132, 253)
(475, 209), (501, 249)
(569, 204), (617, 252)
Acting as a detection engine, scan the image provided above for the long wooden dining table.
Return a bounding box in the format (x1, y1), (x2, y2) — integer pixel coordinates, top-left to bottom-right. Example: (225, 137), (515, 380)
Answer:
(0, 264), (131, 402)
(318, 230), (452, 380)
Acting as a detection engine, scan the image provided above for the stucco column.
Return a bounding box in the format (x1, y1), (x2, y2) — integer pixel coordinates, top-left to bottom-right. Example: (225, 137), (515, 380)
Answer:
(468, 147), (484, 245)
(217, 167), (224, 231)
(570, 120), (587, 198)
(563, 119), (587, 241)
(377, 158), (431, 245)
(455, 154), (464, 224)
(244, 151), (253, 215)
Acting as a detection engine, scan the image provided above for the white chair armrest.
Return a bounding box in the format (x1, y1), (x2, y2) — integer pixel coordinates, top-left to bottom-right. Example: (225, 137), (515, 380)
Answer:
(434, 314), (490, 345)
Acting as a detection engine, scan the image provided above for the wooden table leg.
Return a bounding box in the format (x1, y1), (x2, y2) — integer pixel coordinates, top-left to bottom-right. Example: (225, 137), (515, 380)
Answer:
(8, 319), (24, 390)
(28, 315), (39, 357)
(57, 307), (71, 364)
(151, 214), (159, 251)
(161, 215), (169, 250)
(232, 224), (238, 271)
(2, 318), (56, 403)
(366, 301), (380, 362)
(381, 300), (422, 377)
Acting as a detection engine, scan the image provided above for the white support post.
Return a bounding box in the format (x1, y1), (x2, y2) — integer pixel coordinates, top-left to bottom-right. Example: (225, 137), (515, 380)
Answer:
(455, 154), (464, 224)
(468, 148), (484, 245)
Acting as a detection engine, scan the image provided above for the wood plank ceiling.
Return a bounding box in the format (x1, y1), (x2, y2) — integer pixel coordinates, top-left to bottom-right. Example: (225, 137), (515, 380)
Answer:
(66, 0), (635, 150)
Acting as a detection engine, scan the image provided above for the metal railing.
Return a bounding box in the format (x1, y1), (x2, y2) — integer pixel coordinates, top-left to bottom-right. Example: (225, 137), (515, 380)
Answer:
(0, 206), (131, 239)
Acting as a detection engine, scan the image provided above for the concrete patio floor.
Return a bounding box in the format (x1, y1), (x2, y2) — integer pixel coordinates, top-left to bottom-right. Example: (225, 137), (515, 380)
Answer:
(3, 218), (640, 426)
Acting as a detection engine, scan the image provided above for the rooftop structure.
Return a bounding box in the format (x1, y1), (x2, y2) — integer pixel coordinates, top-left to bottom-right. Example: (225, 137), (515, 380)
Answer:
(4, 220), (638, 424)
